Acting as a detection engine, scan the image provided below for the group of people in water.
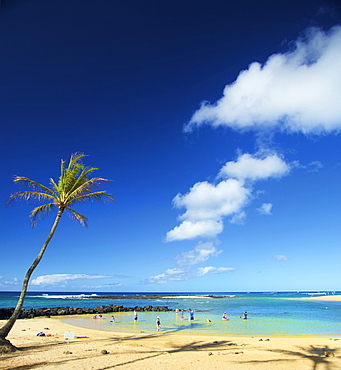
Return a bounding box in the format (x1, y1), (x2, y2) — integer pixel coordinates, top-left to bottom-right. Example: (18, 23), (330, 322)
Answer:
(222, 311), (248, 320)
(93, 309), (248, 331)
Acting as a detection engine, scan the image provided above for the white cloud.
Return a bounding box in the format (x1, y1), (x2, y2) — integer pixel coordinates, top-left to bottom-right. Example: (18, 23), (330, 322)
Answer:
(307, 161), (323, 172)
(165, 220), (223, 241)
(197, 266), (235, 276)
(166, 178), (250, 241)
(185, 26), (341, 135)
(146, 268), (188, 284)
(218, 153), (290, 181)
(146, 241), (234, 284)
(176, 241), (222, 266)
(4, 278), (19, 286)
(230, 211), (246, 225)
(161, 150), (291, 284)
(175, 179), (251, 220)
(81, 283), (122, 289)
(258, 203), (273, 215)
(31, 274), (111, 286)
(166, 151), (290, 241)
(274, 255), (288, 261)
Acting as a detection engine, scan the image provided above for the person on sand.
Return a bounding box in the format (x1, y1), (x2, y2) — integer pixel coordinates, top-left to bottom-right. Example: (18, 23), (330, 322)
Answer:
(156, 316), (161, 331)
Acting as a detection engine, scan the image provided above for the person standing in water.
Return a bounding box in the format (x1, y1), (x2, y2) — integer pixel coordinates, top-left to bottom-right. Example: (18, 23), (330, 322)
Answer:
(156, 316), (161, 331)
(189, 310), (195, 321)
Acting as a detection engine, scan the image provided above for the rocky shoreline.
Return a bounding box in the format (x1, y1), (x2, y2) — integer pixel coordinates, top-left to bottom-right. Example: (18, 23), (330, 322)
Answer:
(0, 304), (173, 320)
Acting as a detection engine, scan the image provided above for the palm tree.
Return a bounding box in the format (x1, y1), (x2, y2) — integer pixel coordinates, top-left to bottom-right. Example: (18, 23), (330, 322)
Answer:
(0, 152), (115, 353)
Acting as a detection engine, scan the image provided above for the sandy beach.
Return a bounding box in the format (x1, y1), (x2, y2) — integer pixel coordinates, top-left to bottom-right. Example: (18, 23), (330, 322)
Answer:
(306, 295), (341, 302)
(1, 316), (340, 370)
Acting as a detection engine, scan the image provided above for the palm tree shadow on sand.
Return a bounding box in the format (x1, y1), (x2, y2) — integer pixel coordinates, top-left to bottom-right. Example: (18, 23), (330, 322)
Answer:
(228, 344), (339, 370)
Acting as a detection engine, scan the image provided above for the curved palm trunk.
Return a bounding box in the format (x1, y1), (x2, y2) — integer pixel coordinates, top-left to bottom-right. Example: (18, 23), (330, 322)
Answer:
(0, 209), (63, 352)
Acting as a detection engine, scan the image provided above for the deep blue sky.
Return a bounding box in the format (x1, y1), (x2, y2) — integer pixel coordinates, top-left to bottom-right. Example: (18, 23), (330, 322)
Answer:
(1, 0), (341, 292)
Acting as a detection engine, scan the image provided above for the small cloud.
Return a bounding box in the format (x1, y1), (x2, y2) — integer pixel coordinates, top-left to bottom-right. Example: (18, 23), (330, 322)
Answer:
(230, 211), (246, 225)
(307, 161), (323, 172)
(218, 153), (290, 181)
(274, 255), (288, 261)
(146, 268), (188, 284)
(4, 278), (20, 286)
(176, 241), (222, 266)
(196, 266), (235, 276)
(145, 241), (234, 284)
(165, 220), (223, 241)
(257, 203), (273, 215)
(81, 283), (122, 289)
(31, 274), (111, 286)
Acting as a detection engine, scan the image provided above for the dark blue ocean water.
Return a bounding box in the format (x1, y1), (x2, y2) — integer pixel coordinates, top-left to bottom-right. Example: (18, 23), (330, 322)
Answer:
(1, 291), (340, 335)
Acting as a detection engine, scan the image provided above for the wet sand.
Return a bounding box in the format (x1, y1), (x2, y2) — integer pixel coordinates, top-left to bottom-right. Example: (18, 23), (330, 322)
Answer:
(1, 316), (340, 369)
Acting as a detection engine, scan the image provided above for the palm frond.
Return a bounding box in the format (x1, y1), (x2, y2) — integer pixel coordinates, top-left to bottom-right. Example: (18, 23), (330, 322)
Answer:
(62, 165), (85, 195)
(67, 177), (111, 201)
(67, 207), (87, 226)
(67, 152), (88, 170)
(49, 178), (59, 193)
(6, 191), (55, 206)
(69, 190), (116, 204)
(66, 167), (98, 196)
(13, 177), (54, 195)
(29, 203), (56, 227)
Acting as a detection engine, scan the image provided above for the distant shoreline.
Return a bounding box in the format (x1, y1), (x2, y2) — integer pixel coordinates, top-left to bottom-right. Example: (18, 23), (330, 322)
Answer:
(84, 295), (233, 300)
(298, 295), (341, 302)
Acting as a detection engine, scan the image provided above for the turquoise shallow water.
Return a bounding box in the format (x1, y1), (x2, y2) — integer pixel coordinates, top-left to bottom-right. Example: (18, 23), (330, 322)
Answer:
(1, 291), (340, 336)
(63, 309), (341, 336)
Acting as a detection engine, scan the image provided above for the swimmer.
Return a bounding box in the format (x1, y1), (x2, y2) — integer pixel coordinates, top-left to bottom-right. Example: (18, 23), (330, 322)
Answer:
(222, 312), (229, 320)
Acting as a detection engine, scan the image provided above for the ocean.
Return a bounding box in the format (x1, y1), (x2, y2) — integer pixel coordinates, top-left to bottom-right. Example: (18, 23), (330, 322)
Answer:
(1, 291), (340, 336)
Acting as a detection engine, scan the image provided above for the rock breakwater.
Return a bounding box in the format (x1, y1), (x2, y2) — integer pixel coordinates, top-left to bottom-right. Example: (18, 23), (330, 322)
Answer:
(0, 304), (172, 320)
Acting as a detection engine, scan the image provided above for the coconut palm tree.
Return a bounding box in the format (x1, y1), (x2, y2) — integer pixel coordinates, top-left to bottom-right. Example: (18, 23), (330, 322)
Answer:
(0, 152), (115, 353)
